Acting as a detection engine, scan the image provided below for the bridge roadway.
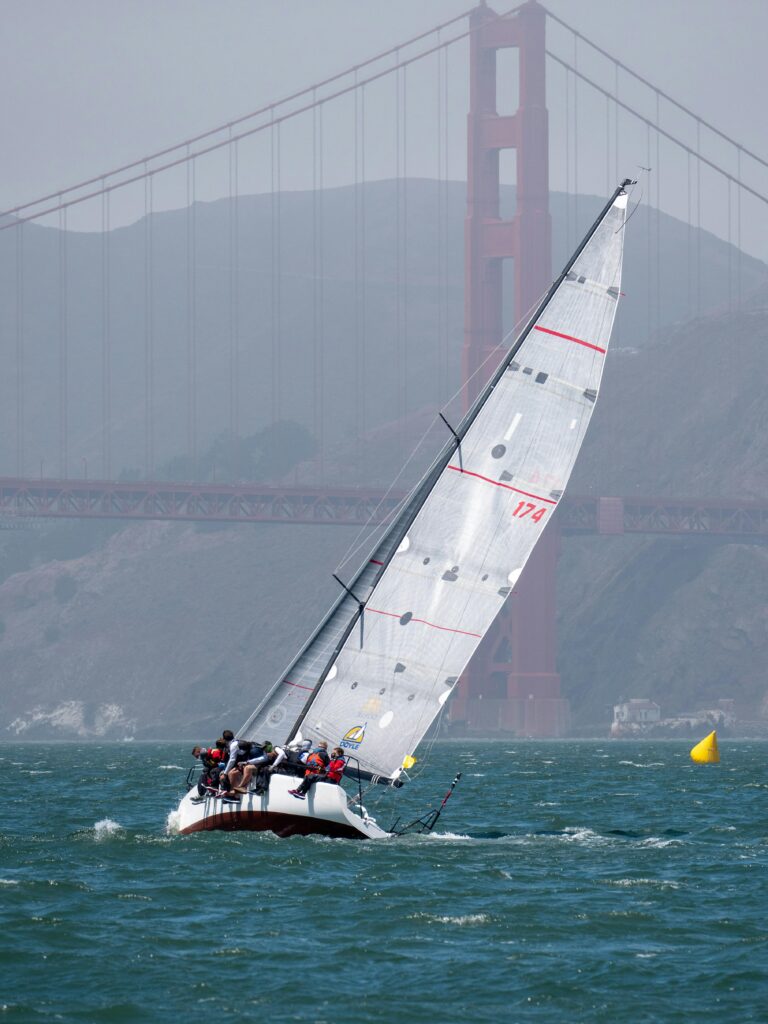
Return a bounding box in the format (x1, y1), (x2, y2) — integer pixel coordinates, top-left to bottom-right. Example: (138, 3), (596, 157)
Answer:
(1, 477), (767, 539)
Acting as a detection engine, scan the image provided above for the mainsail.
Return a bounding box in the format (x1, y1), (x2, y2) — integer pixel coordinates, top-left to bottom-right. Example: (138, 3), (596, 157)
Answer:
(241, 181), (631, 781)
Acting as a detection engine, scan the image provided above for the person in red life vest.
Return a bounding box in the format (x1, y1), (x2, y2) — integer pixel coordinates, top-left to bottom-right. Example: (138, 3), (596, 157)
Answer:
(289, 743), (345, 800)
(190, 745), (224, 801)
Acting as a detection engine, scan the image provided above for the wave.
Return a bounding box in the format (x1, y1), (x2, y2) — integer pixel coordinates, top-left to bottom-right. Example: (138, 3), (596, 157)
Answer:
(166, 809), (181, 834)
(618, 761), (665, 768)
(157, 765), (184, 770)
(604, 877), (682, 889)
(640, 836), (683, 848)
(431, 914), (490, 926)
(0, 879), (20, 885)
(559, 826), (607, 844)
(93, 818), (123, 839)
(409, 911), (490, 926)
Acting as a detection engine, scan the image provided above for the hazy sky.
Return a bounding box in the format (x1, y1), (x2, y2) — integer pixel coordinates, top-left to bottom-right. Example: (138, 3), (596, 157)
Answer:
(2, 1), (767, 255)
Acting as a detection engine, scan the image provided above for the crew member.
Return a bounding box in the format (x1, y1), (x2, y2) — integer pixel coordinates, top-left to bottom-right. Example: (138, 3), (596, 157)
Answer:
(289, 744), (345, 800)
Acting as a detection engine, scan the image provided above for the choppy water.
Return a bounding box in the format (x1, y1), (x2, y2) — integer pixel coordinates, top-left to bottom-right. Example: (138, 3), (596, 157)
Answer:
(1, 740), (766, 1022)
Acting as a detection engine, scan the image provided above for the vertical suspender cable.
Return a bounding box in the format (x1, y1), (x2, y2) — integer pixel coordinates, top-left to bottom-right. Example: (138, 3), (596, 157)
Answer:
(312, 99), (325, 481)
(573, 34), (578, 235)
(102, 185), (111, 478)
(319, 104), (325, 483)
(696, 120), (701, 320)
(655, 95), (661, 339)
(646, 125), (652, 341)
(614, 65), (620, 188)
(402, 64), (409, 433)
(564, 65), (570, 251)
(15, 223), (24, 476)
(436, 41), (444, 411)
(187, 152), (197, 475)
(692, 150), (696, 319)
(144, 168), (154, 477)
(271, 116), (281, 430)
(59, 202), (68, 478)
(605, 95), (610, 197)
(229, 131), (240, 464)
(361, 84), (368, 468)
(442, 42), (450, 404)
(736, 146), (742, 310)
(395, 54), (403, 455)
(727, 178), (732, 315)
(353, 75), (361, 477)
(312, 96), (318, 471)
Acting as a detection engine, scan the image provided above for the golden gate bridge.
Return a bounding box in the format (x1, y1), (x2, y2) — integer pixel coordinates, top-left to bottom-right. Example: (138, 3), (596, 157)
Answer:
(1, 1), (767, 734)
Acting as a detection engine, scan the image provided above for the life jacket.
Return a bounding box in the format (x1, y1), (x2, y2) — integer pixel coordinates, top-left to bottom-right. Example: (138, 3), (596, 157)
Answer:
(201, 748), (221, 771)
(234, 741), (254, 763)
(304, 750), (329, 775)
(326, 757), (345, 784)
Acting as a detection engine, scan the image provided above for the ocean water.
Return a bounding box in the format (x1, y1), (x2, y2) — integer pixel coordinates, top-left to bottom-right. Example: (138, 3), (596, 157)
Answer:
(1, 740), (766, 1023)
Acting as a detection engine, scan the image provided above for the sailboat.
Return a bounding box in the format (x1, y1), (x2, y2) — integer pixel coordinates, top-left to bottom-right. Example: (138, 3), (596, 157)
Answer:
(173, 180), (632, 839)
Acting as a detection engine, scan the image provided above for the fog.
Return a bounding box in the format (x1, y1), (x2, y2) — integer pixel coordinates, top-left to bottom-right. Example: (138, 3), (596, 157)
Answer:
(2, 0), (767, 255)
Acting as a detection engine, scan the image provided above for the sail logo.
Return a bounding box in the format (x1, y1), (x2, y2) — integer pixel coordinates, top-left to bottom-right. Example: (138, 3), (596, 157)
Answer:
(341, 724), (366, 750)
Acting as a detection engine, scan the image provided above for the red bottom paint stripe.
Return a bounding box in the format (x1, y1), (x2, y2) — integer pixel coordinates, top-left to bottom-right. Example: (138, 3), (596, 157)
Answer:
(534, 324), (606, 354)
(283, 680), (313, 691)
(367, 607), (482, 639)
(369, 559), (383, 566)
(181, 809), (365, 840)
(447, 465), (556, 505)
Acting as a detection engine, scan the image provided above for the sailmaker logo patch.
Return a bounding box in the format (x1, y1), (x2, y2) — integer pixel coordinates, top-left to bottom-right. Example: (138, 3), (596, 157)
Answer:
(341, 724), (366, 750)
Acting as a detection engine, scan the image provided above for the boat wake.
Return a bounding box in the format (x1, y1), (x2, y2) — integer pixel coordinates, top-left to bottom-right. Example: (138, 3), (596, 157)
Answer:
(165, 809), (182, 834)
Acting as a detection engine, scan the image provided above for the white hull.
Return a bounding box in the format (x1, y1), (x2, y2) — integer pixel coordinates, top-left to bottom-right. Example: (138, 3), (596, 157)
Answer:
(172, 772), (391, 840)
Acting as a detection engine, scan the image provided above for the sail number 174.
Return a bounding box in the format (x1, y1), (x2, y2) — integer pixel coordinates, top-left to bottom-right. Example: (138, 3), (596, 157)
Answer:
(512, 501), (547, 523)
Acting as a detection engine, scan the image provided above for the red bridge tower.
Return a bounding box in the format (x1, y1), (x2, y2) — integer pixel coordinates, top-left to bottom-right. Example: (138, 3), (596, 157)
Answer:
(452, 0), (568, 736)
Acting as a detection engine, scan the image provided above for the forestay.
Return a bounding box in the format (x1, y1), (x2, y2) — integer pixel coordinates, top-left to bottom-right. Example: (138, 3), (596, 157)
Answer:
(241, 184), (630, 781)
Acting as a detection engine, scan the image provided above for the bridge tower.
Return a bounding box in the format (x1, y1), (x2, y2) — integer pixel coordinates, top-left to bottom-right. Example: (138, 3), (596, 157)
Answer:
(452, 0), (569, 737)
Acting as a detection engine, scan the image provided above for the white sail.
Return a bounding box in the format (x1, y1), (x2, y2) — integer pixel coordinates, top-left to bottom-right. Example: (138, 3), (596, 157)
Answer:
(242, 184), (630, 781)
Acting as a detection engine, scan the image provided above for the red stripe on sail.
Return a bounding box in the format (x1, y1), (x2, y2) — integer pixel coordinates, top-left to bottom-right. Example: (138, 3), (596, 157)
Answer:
(447, 465), (557, 505)
(534, 324), (606, 354)
(367, 607), (482, 639)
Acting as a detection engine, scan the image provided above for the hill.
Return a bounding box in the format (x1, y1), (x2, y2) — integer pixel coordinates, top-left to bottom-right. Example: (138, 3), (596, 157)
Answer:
(0, 182), (767, 737)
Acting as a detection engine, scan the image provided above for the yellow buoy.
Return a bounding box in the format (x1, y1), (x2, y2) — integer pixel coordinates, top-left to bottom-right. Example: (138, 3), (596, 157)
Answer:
(690, 730), (720, 764)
